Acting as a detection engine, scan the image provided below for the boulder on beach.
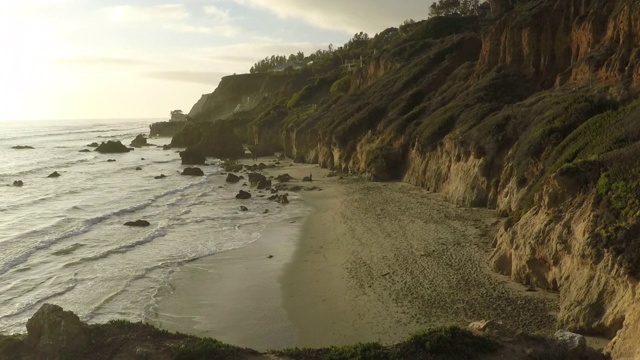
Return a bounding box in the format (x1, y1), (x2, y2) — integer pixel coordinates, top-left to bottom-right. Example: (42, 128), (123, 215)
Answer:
(248, 172), (267, 187)
(268, 194), (289, 204)
(107, 159), (116, 162)
(11, 145), (34, 150)
(226, 173), (241, 183)
(13, 180), (24, 187)
(179, 148), (206, 165)
(236, 190), (251, 199)
(47, 171), (61, 178)
(130, 134), (148, 148)
(95, 140), (130, 154)
(239, 205), (248, 211)
(135, 167), (142, 171)
(123, 220), (150, 227)
(181, 167), (204, 176)
(276, 173), (294, 182)
(256, 178), (271, 190)
(154, 174), (167, 179)
(302, 173), (313, 182)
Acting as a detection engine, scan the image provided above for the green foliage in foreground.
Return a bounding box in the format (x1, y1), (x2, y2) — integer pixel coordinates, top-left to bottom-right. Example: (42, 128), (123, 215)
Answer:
(408, 326), (499, 359)
(174, 337), (238, 360)
(271, 326), (498, 360)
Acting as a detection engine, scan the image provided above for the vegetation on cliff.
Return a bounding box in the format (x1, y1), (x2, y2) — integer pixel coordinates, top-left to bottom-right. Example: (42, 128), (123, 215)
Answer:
(6, 303), (604, 360)
(169, 0), (640, 356)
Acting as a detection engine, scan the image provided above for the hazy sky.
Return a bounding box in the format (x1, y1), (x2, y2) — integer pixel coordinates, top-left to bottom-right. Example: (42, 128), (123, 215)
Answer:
(0, 0), (432, 121)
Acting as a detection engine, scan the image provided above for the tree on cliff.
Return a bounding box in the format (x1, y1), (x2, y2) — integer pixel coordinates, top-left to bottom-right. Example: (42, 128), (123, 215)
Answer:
(429, 0), (478, 16)
(170, 109), (187, 122)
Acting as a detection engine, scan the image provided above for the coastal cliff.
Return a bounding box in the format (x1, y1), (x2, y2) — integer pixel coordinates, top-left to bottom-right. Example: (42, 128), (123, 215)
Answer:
(172, 0), (640, 357)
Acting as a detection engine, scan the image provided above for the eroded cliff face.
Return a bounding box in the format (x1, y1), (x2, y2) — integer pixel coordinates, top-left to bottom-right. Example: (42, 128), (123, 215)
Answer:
(182, 0), (640, 357)
(478, 0), (640, 93)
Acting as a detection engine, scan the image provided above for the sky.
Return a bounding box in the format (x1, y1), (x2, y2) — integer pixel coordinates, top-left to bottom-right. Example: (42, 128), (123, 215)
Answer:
(0, 0), (432, 121)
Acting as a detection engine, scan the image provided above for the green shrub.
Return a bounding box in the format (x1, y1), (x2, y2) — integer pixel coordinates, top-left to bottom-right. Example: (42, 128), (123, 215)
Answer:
(325, 342), (397, 360)
(330, 76), (351, 97)
(287, 85), (312, 108)
(408, 326), (499, 359)
(174, 338), (237, 360)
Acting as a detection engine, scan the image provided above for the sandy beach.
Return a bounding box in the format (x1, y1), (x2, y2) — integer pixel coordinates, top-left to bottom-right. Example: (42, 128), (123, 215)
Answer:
(149, 157), (558, 350)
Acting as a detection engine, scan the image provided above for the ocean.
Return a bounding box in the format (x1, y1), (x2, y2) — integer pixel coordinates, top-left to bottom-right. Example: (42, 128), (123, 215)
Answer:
(0, 118), (307, 334)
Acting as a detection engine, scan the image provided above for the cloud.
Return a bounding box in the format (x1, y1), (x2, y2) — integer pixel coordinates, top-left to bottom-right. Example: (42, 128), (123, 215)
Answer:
(144, 71), (227, 85)
(107, 4), (189, 22)
(233, 0), (428, 34)
(203, 5), (231, 21)
(54, 57), (153, 67)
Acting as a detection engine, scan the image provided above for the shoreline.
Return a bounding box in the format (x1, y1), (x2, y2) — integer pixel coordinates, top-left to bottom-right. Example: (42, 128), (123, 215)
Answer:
(149, 157), (559, 350)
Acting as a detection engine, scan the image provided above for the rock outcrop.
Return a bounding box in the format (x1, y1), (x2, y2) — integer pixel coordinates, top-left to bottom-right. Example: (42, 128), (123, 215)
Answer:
(124, 220), (150, 227)
(235, 190), (252, 199)
(179, 148), (206, 165)
(25, 304), (90, 359)
(149, 121), (187, 137)
(130, 134), (148, 147)
(95, 141), (130, 154)
(226, 173), (241, 183)
(181, 167), (204, 176)
(171, 122), (244, 160)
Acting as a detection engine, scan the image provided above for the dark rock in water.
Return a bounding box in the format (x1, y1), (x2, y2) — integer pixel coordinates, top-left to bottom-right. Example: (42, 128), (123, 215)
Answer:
(107, 159), (116, 162)
(47, 171), (61, 178)
(263, 209), (269, 213)
(239, 205), (248, 211)
(128, 147), (135, 151)
(141, 158), (145, 160)
(130, 134), (148, 148)
(256, 178), (271, 190)
(276, 173), (294, 182)
(267, 255), (274, 259)
(248, 172), (267, 187)
(124, 220), (150, 227)
(179, 147), (206, 165)
(302, 173), (313, 182)
(236, 190), (251, 199)
(154, 174), (167, 179)
(26, 303), (90, 358)
(162, 144), (171, 150)
(268, 194), (289, 204)
(226, 173), (240, 183)
(135, 167), (142, 171)
(11, 145), (34, 150)
(13, 180), (24, 187)
(181, 167), (204, 176)
(95, 140), (130, 154)
(87, 142), (99, 147)
(78, 149), (91, 152)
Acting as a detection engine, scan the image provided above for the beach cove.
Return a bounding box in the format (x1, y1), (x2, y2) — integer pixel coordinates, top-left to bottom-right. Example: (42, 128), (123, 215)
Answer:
(148, 156), (558, 350)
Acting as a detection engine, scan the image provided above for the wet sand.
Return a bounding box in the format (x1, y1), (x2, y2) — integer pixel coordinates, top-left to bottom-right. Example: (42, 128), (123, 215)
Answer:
(150, 157), (558, 350)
